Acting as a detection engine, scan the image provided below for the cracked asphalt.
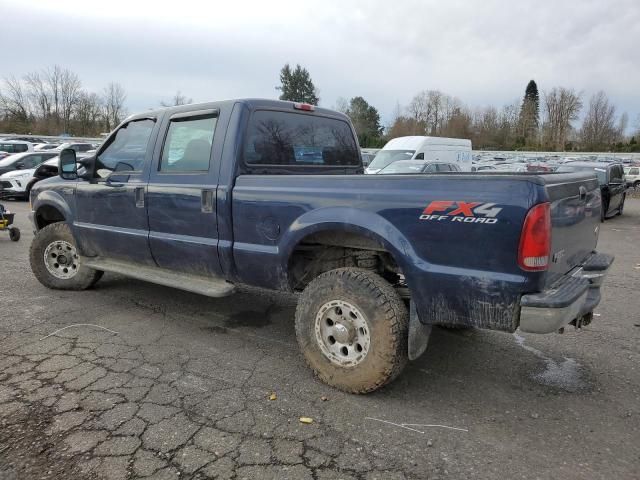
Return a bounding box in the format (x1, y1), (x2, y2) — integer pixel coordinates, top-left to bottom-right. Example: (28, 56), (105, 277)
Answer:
(1, 199), (639, 480)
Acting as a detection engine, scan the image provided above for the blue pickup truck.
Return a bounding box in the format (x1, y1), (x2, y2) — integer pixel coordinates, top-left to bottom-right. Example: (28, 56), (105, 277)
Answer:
(28, 99), (613, 393)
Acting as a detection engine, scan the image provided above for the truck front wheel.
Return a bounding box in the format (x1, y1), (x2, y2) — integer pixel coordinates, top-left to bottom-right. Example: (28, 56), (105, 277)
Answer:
(29, 222), (103, 290)
(295, 268), (408, 393)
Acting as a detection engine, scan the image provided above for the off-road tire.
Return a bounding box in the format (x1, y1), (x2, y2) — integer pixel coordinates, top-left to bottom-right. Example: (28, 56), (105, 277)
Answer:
(29, 222), (103, 290)
(295, 268), (408, 394)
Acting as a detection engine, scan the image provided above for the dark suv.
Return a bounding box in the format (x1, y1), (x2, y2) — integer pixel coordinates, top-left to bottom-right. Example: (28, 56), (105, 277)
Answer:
(558, 162), (627, 220)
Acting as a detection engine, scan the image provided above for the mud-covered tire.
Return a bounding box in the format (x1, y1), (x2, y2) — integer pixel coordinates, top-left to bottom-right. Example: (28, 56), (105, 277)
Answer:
(295, 268), (408, 394)
(29, 222), (103, 290)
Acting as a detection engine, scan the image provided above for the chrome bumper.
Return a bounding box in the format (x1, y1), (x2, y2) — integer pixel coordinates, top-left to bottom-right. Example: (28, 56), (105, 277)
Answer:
(518, 252), (613, 334)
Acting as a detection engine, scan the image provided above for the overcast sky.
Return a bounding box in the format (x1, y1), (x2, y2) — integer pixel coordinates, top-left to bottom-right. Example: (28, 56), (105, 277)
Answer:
(2, 0), (639, 129)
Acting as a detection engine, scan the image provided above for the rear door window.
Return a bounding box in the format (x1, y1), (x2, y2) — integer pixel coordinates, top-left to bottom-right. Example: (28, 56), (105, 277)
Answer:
(244, 110), (359, 168)
(160, 114), (217, 172)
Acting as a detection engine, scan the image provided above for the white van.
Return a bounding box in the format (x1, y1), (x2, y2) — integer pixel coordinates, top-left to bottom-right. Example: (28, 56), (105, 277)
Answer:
(365, 136), (472, 174)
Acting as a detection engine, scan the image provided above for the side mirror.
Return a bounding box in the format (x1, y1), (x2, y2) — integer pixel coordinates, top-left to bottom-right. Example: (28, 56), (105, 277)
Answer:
(59, 148), (78, 180)
(15, 162), (24, 169)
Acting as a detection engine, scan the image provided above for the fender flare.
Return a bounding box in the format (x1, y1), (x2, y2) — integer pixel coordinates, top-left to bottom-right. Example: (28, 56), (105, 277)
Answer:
(32, 190), (73, 230)
(277, 206), (429, 286)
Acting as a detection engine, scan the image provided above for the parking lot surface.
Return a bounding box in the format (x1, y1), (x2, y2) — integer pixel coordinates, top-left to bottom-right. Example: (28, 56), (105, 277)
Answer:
(1, 199), (639, 480)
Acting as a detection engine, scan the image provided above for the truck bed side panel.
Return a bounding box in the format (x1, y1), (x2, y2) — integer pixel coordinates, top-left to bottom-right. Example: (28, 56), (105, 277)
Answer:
(231, 174), (547, 331)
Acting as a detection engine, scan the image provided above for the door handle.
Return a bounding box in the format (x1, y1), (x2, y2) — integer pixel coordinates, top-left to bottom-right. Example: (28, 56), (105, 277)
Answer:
(135, 187), (145, 208)
(201, 189), (214, 213)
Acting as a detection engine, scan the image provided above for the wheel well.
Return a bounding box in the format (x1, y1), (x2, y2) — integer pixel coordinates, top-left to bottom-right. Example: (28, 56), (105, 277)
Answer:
(35, 205), (65, 230)
(287, 230), (404, 291)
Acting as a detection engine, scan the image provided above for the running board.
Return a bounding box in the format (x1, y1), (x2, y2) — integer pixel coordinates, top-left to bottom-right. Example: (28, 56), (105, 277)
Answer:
(81, 257), (236, 298)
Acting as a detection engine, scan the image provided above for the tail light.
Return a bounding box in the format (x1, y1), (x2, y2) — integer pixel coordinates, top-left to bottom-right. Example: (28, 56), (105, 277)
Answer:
(518, 202), (551, 271)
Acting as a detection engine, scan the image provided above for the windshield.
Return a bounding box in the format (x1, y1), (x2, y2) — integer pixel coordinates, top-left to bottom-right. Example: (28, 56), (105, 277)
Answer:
(367, 150), (415, 170)
(378, 161), (425, 174)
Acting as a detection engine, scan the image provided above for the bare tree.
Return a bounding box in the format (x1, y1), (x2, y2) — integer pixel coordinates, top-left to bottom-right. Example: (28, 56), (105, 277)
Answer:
(60, 68), (81, 133)
(542, 87), (582, 151)
(616, 112), (628, 143)
(580, 91), (619, 150)
(24, 71), (51, 121)
(161, 91), (192, 107)
(75, 92), (103, 135)
(0, 75), (30, 124)
(44, 65), (63, 123)
(333, 96), (349, 114)
(103, 82), (127, 131)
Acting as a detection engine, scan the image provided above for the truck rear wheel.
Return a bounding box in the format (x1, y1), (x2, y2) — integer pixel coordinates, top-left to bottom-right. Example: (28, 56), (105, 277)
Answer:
(29, 222), (103, 290)
(295, 268), (408, 393)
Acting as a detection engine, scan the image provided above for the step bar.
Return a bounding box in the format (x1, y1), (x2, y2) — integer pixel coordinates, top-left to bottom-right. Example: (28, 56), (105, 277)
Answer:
(81, 257), (236, 298)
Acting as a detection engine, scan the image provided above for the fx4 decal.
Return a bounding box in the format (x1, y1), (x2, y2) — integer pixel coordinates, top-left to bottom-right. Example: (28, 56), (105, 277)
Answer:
(419, 201), (503, 224)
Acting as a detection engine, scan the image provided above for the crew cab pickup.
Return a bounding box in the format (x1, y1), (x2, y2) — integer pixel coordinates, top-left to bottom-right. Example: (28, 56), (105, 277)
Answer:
(28, 99), (613, 393)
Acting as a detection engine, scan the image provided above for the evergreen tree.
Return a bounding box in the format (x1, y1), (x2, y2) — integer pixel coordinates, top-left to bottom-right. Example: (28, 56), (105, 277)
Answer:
(276, 64), (319, 105)
(519, 80), (540, 146)
(345, 96), (382, 147)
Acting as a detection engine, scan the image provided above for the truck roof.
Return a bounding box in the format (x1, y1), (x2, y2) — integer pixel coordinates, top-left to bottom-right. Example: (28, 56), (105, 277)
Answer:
(127, 98), (349, 122)
(382, 136), (472, 151)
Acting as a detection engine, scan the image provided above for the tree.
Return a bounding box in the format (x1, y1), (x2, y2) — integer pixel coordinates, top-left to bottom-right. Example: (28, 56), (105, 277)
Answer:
(344, 96), (382, 147)
(542, 87), (582, 151)
(103, 82), (127, 131)
(518, 80), (540, 146)
(60, 68), (81, 133)
(0, 75), (30, 126)
(276, 64), (319, 104)
(75, 92), (103, 136)
(24, 71), (51, 121)
(580, 91), (618, 150)
(161, 91), (192, 107)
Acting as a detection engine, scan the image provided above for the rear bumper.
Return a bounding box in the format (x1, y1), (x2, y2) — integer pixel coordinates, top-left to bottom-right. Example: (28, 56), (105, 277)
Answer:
(518, 252), (613, 334)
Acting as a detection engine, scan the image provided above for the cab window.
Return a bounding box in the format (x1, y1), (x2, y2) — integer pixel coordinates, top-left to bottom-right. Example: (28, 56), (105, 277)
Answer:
(243, 110), (359, 168)
(160, 114), (217, 172)
(95, 119), (155, 178)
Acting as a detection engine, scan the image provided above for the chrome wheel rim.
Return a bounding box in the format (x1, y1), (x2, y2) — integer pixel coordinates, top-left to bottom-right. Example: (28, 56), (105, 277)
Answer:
(315, 300), (370, 367)
(44, 240), (79, 279)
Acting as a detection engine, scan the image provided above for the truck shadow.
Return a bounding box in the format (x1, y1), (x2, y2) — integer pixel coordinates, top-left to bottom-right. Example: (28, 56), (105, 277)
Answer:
(94, 276), (594, 397)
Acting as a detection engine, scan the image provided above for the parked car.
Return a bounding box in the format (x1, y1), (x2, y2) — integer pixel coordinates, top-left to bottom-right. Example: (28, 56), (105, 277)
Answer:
(0, 140), (34, 154)
(2, 136), (48, 143)
(624, 166), (640, 189)
(558, 162), (626, 220)
(35, 143), (61, 151)
(365, 136), (472, 174)
(377, 160), (461, 174)
(0, 151), (58, 176)
(471, 163), (497, 172)
(0, 153), (60, 199)
(28, 99), (612, 393)
(54, 142), (95, 153)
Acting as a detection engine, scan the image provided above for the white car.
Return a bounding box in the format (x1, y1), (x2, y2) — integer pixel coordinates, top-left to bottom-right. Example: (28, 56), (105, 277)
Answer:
(624, 166), (640, 189)
(0, 140), (35, 154)
(0, 156), (58, 200)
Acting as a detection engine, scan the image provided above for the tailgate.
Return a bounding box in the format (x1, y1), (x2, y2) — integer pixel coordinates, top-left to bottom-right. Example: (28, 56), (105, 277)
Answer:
(542, 172), (601, 286)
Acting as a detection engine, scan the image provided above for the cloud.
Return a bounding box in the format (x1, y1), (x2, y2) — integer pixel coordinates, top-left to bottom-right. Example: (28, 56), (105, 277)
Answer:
(2, 0), (639, 127)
